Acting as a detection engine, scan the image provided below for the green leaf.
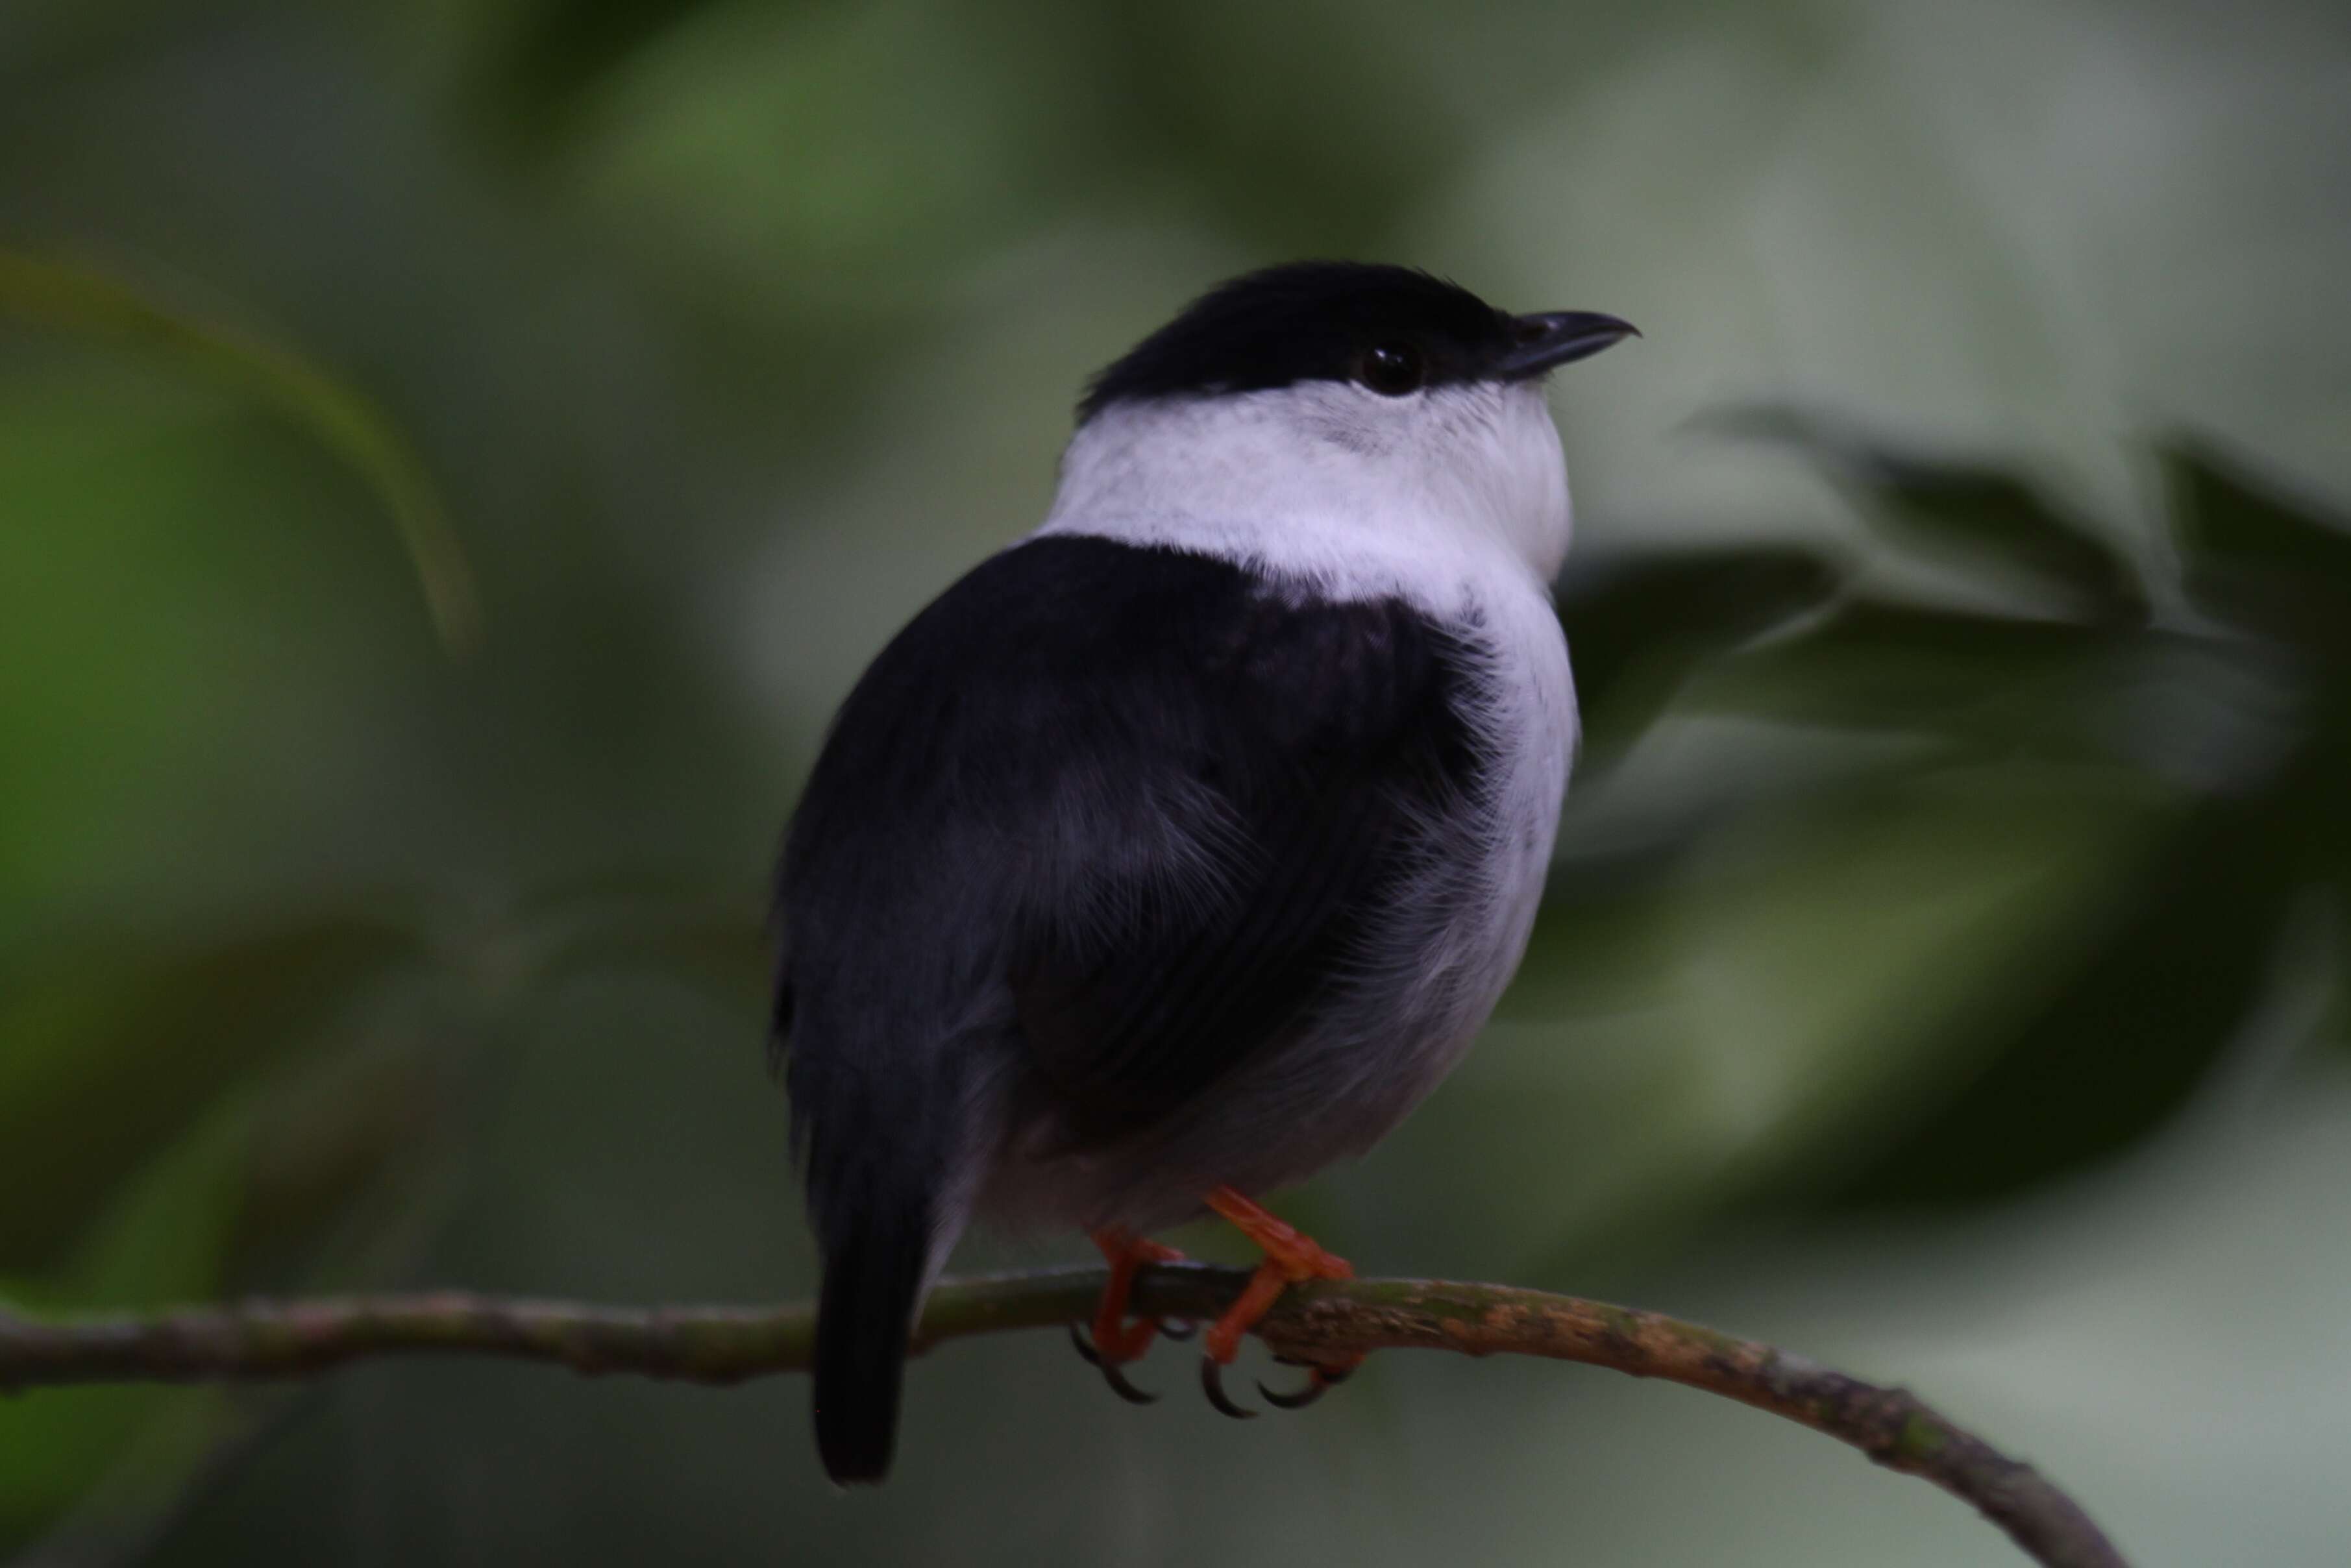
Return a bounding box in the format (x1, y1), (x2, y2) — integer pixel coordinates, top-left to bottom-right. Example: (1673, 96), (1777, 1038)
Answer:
(2166, 443), (2351, 909)
(1558, 544), (1843, 765)
(2166, 439), (2351, 659)
(0, 251), (482, 655)
(1688, 598), (2132, 750)
(1828, 794), (2301, 1207)
(1719, 409), (2147, 622)
(1861, 456), (2147, 622)
(1472, 769), (2167, 1275)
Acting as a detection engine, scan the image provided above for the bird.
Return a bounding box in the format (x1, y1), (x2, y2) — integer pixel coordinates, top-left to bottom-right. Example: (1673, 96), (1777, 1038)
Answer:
(770, 261), (1636, 1483)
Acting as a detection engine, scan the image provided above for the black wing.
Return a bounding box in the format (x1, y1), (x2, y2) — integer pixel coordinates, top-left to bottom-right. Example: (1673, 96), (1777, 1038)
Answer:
(776, 535), (1483, 1158)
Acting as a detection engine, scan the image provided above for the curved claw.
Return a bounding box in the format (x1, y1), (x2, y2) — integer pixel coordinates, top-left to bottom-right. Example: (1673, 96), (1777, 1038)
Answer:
(1199, 1356), (1259, 1420)
(1100, 1356), (1160, 1405)
(1072, 1321), (1160, 1403)
(1158, 1318), (1197, 1341)
(1258, 1373), (1329, 1410)
(1261, 1360), (1355, 1410)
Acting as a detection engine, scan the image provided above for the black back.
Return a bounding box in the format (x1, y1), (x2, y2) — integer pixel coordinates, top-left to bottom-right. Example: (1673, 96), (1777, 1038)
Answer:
(1079, 262), (1518, 421)
(778, 534), (1484, 1153)
(772, 535), (1486, 1480)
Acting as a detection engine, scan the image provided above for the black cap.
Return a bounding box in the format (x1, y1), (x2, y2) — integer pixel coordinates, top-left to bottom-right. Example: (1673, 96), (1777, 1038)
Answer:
(1079, 261), (1635, 423)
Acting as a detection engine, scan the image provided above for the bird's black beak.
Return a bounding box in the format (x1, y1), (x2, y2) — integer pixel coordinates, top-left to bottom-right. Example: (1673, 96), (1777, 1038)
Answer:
(1496, 311), (1640, 380)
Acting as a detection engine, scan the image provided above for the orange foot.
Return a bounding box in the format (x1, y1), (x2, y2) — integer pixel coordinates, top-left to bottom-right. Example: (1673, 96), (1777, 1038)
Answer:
(1197, 1187), (1364, 1418)
(1071, 1227), (1187, 1403)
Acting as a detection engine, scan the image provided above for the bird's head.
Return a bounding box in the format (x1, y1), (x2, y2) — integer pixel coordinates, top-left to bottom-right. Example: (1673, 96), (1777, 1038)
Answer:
(1046, 262), (1636, 588)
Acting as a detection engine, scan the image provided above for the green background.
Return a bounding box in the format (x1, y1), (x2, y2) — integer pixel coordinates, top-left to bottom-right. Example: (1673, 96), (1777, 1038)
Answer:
(3, 0), (2348, 1562)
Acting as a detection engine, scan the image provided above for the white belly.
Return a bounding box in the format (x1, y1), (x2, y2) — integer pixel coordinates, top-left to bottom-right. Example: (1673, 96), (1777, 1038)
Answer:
(1336, 569), (1576, 1131)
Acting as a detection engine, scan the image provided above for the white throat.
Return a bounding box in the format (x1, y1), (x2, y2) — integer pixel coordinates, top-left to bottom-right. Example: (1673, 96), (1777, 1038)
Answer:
(1036, 379), (1572, 613)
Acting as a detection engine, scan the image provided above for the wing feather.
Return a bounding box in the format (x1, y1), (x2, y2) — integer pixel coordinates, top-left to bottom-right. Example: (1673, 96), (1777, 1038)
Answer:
(776, 535), (1483, 1165)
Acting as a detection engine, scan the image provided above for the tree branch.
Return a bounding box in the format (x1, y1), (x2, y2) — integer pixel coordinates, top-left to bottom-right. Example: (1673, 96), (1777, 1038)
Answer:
(0, 1264), (2126, 1568)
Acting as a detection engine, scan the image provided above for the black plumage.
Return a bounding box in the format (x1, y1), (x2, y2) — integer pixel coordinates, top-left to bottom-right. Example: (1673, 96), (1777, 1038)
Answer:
(773, 535), (1484, 1480)
(1078, 262), (1518, 421)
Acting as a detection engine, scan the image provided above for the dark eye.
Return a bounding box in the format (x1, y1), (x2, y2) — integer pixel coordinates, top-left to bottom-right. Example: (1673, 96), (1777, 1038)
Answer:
(1358, 341), (1425, 396)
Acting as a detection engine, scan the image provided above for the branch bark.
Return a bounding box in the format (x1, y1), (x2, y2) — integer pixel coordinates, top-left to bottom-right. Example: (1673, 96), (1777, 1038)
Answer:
(0, 1264), (2126, 1568)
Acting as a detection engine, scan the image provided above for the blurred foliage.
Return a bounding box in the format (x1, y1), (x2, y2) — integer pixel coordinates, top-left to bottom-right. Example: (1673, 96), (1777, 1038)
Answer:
(2, 0), (2347, 1563)
(0, 253), (480, 652)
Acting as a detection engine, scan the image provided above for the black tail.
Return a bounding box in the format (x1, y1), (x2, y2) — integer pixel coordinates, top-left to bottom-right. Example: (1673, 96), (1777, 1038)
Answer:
(813, 1192), (933, 1484)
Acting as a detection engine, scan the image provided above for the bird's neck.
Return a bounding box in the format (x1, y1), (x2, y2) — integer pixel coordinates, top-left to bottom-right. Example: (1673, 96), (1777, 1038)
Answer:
(1037, 389), (1571, 611)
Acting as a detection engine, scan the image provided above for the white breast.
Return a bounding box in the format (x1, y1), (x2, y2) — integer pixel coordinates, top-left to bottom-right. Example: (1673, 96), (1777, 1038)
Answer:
(1450, 567), (1577, 1031)
(1037, 378), (1575, 614)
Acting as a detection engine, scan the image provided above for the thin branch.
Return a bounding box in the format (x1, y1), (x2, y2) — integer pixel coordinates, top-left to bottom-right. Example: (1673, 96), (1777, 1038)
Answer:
(0, 1264), (2127, 1568)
